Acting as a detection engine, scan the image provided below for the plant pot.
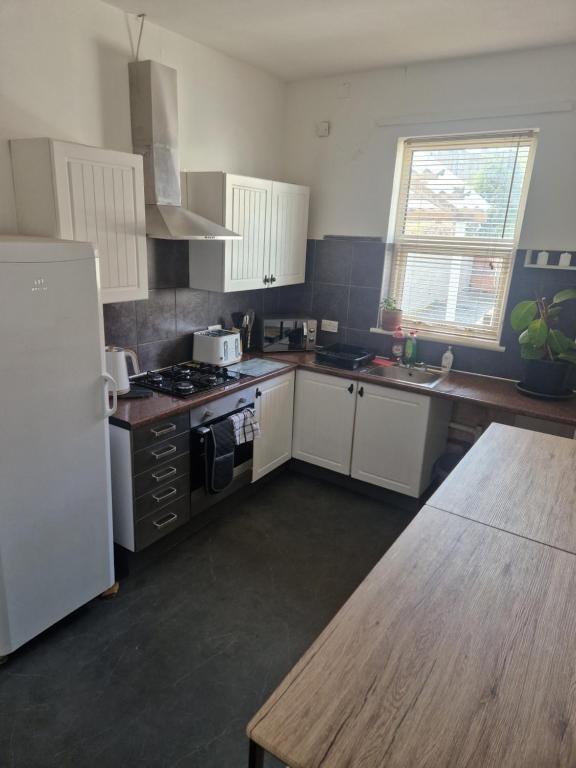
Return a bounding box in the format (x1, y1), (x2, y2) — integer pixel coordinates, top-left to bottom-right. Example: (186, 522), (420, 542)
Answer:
(379, 309), (403, 332)
(522, 359), (570, 396)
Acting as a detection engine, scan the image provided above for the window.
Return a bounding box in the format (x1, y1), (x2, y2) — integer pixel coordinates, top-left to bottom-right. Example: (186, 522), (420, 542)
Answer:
(387, 131), (537, 347)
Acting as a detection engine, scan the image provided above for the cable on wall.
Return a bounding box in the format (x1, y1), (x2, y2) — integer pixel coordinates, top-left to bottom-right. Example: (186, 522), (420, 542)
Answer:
(135, 13), (146, 61)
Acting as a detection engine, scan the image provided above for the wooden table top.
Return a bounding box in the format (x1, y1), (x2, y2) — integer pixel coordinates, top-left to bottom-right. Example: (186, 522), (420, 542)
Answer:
(248, 505), (576, 767)
(429, 422), (576, 554)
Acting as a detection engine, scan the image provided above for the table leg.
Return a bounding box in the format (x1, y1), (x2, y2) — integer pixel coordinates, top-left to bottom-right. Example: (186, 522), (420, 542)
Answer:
(248, 739), (264, 768)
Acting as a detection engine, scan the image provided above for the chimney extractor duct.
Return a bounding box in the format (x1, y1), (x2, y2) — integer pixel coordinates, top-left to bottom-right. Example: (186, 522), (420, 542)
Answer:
(128, 59), (241, 240)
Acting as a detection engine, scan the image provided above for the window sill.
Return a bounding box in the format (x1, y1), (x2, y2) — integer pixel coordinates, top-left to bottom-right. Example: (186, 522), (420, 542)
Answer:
(369, 327), (506, 352)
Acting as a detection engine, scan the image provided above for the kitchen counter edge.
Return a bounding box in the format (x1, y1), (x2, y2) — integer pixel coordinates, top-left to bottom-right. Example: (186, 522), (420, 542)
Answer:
(110, 362), (299, 429)
(110, 353), (576, 429)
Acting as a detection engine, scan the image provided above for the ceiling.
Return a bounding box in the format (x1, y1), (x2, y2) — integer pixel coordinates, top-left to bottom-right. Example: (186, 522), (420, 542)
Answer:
(104, 0), (576, 81)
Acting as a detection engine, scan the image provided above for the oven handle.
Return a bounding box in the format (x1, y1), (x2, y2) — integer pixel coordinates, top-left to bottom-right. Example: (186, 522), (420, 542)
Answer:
(192, 403), (256, 434)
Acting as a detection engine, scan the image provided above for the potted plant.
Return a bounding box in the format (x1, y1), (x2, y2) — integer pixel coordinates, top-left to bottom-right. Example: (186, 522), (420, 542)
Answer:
(510, 288), (576, 397)
(379, 297), (402, 332)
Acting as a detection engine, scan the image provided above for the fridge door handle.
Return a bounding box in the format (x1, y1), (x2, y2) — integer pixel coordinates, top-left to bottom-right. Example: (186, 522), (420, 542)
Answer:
(103, 373), (118, 418)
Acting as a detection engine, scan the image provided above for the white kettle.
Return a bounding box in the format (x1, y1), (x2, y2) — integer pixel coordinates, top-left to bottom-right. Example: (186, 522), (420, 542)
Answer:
(105, 346), (140, 395)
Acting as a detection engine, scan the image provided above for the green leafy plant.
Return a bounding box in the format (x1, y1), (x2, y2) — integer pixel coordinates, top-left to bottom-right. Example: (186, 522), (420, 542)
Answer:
(379, 297), (399, 311)
(510, 288), (576, 364)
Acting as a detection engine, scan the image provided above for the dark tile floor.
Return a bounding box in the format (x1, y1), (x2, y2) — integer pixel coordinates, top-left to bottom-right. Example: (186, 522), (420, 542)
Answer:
(0, 472), (416, 768)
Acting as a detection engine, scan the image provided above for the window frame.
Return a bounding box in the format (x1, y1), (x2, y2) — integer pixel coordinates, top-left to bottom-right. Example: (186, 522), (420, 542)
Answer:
(380, 129), (538, 351)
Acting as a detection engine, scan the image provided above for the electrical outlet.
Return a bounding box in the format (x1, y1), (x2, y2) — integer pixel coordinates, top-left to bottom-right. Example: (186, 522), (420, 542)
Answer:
(321, 319), (339, 332)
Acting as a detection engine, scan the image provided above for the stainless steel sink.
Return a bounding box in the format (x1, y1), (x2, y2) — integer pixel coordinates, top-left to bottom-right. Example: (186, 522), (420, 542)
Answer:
(364, 365), (445, 388)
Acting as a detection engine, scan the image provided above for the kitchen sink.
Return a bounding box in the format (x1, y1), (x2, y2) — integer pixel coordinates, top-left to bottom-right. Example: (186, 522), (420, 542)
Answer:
(364, 365), (446, 388)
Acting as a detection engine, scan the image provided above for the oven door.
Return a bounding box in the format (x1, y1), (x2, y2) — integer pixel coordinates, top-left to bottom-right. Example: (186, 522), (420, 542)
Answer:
(189, 405), (254, 512)
(262, 318), (305, 352)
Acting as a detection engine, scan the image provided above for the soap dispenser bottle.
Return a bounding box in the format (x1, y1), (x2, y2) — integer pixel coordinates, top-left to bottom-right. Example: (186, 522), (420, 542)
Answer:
(441, 346), (454, 372)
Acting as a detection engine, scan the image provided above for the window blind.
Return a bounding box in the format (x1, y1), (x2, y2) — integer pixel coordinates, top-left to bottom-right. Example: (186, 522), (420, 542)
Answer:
(390, 131), (536, 344)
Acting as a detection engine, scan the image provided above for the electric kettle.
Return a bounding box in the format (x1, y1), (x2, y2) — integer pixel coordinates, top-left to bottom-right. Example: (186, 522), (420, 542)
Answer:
(105, 347), (140, 395)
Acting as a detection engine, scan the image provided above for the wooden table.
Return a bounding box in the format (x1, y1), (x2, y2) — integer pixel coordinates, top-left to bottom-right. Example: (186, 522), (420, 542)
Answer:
(247, 425), (576, 767)
(428, 422), (576, 554)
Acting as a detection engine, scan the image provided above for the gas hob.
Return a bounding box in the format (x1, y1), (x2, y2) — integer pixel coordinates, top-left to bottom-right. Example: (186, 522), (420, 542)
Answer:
(131, 362), (250, 399)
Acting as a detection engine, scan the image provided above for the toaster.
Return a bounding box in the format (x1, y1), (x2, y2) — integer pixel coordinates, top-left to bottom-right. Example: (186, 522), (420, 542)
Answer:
(193, 329), (242, 366)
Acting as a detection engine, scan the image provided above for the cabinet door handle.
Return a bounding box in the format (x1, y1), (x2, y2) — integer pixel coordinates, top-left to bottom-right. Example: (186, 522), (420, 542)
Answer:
(151, 466), (178, 482)
(152, 512), (179, 529)
(152, 486), (178, 503)
(255, 388), (262, 398)
(263, 275), (270, 285)
(347, 383), (354, 393)
(358, 386), (364, 397)
(270, 275), (277, 283)
(151, 444), (177, 460)
(150, 423), (176, 438)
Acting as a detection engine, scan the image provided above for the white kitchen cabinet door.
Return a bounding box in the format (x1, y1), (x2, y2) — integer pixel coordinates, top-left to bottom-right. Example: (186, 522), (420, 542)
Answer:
(292, 370), (357, 474)
(10, 138), (148, 303)
(351, 383), (451, 497)
(252, 371), (295, 482)
(183, 171), (309, 293)
(224, 174), (273, 292)
(269, 182), (309, 288)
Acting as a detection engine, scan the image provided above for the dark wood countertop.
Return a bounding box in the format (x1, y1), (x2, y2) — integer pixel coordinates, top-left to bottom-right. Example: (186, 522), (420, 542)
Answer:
(110, 361), (298, 429)
(110, 352), (576, 429)
(266, 351), (576, 427)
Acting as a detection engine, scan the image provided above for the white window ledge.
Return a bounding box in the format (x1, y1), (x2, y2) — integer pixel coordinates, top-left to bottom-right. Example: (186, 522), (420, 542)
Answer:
(369, 327), (506, 353)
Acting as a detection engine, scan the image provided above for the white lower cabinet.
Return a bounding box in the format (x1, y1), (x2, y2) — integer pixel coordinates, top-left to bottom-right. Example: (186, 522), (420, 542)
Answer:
(292, 370), (357, 475)
(351, 382), (452, 497)
(252, 371), (295, 482)
(292, 371), (452, 497)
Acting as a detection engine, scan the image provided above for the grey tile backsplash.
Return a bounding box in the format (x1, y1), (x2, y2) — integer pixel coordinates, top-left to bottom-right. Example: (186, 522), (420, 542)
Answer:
(103, 240), (271, 370)
(104, 236), (576, 383)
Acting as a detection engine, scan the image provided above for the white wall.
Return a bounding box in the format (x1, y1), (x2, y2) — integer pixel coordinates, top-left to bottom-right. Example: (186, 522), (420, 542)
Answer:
(283, 44), (576, 249)
(0, 0), (285, 233)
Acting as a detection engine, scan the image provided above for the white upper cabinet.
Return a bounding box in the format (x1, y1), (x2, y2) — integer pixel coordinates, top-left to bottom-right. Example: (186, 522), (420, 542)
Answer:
(226, 175), (273, 291)
(10, 138), (148, 303)
(182, 172), (309, 292)
(269, 182), (310, 288)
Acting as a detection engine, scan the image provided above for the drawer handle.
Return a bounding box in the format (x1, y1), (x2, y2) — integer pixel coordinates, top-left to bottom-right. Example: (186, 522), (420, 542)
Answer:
(152, 512), (179, 530)
(150, 423), (177, 438)
(151, 466), (178, 482)
(152, 486), (178, 503)
(151, 444), (177, 460)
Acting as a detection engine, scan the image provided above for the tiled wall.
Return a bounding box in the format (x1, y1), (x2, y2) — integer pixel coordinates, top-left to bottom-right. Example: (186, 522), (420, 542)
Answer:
(104, 236), (576, 383)
(102, 239), (310, 370)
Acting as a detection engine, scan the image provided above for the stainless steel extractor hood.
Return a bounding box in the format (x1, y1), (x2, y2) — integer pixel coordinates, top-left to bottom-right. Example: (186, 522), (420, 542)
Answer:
(128, 59), (240, 240)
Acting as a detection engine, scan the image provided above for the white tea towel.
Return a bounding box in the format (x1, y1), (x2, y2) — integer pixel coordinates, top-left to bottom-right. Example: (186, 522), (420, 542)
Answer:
(229, 408), (261, 445)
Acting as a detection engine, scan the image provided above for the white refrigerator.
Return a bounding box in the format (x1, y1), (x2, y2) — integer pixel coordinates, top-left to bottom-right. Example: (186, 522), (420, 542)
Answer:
(0, 237), (117, 657)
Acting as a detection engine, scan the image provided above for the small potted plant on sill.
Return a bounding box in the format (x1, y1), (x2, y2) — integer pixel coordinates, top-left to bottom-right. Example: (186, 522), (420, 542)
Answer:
(379, 297), (402, 332)
(510, 288), (576, 398)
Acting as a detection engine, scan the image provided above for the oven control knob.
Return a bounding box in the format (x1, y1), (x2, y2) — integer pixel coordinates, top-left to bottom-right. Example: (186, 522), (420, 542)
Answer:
(202, 410), (214, 421)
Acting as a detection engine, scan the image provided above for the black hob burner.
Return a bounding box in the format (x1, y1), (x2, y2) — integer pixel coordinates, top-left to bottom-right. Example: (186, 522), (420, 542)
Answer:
(132, 362), (249, 399)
